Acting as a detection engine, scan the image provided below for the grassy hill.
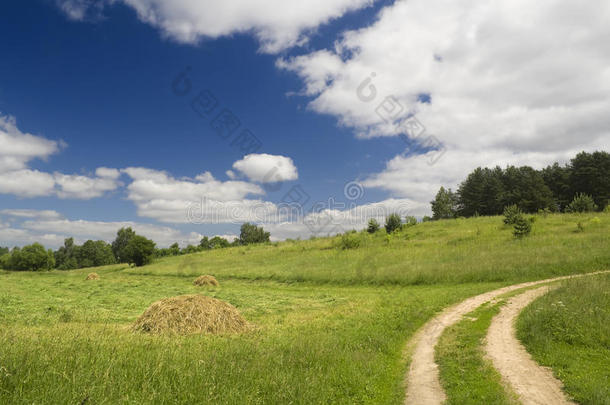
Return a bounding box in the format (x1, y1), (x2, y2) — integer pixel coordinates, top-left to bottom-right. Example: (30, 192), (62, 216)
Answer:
(0, 213), (608, 403)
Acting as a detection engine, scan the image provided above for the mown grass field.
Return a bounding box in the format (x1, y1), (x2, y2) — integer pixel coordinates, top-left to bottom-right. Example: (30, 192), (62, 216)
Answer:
(0, 213), (608, 403)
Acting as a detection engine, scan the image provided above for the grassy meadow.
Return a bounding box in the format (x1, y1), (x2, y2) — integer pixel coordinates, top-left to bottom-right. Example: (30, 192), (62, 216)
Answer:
(517, 273), (610, 405)
(0, 212), (609, 403)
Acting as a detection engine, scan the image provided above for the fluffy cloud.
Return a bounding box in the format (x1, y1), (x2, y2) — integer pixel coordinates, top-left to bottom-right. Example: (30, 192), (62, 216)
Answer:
(280, 0), (610, 208)
(123, 167), (264, 202)
(54, 170), (122, 199)
(57, 0), (375, 53)
(0, 114), (121, 199)
(0, 169), (122, 199)
(0, 115), (59, 172)
(0, 209), (63, 220)
(232, 153), (298, 183)
(0, 169), (56, 198)
(122, 167), (277, 223)
(0, 208), (229, 248)
(0, 226), (67, 249)
(20, 218), (203, 248)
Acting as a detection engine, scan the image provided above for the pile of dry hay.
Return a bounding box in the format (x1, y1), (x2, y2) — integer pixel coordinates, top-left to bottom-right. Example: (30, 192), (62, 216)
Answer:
(85, 273), (100, 280)
(131, 294), (250, 335)
(193, 275), (219, 287)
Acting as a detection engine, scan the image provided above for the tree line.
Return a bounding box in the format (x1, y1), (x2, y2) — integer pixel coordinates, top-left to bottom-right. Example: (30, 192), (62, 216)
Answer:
(430, 151), (609, 219)
(0, 222), (270, 271)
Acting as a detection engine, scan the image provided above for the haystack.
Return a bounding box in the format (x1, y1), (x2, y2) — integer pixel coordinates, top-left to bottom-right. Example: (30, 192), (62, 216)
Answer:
(85, 272), (100, 280)
(193, 275), (219, 287)
(131, 294), (249, 335)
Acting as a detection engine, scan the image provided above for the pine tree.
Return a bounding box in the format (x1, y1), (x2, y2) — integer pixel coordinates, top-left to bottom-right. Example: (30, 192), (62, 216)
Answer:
(513, 215), (532, 238)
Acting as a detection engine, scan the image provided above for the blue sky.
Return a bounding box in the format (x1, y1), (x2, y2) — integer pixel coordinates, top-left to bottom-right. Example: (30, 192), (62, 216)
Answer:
(1, 0), (607, 247)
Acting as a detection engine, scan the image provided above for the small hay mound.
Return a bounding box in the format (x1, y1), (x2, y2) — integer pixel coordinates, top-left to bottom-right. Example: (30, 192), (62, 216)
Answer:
(131, 294), (249, 335)
(85, 272), (100, 280)
(193, 275), (219, 287)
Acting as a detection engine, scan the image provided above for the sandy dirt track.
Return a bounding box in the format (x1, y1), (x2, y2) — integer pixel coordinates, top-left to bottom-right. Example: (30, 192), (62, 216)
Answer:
(485, 286), (575, 405)
(403, 271), (608, 405)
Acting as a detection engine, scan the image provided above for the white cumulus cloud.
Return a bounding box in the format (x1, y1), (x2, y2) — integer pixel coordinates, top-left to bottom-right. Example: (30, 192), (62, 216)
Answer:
(232, 153), (298, 183)
(57, 0), (375, 53)
(0, 114), (121, 199)
(122, 167), (278, 223)
(279, 0), (610, 210)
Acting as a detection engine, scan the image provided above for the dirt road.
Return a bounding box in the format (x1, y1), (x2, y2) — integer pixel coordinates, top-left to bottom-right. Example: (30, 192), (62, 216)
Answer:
(485, 286), (575, 405)
(403, 271), (608, 405)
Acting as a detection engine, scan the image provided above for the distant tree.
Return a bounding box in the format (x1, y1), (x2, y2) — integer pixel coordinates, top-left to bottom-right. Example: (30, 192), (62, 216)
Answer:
(77, 240), (115, 268)
(569, 151), (610, 210)
(500, 166), (554, 213)
(422, 216), (432, 222)
(181, 244), (200, 255)
(457, 165), (554, 216)
(385, 213), (402, 234)
(541, 162), (571, 210)
(457, 167), (505, 216)
(122, 235), (156, 267)
(112, 227), (136, 263)
(0, 247), (8, 256)
(565, 193), (598, 213)
(209, 236), (230, 249)
(54, 238), (80, 270)
(367, 219), (380, 234)
(6, 243), (55, 271)
(0, 252), (11, 269)
(155, 248), (171, 258)
(168, 243), (181, 256)
(199, 236), (211, 250)
(238, 223), (271, 245)
(431, 187), (458, 219)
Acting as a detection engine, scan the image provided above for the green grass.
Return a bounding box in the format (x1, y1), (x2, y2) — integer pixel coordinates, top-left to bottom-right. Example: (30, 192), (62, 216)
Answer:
(0, 268), (502, 404)
(436, 298), (520, 405)
(0, 212), (608, 403)
(517, 274), (610, 405)
(131, 213), (610, 285)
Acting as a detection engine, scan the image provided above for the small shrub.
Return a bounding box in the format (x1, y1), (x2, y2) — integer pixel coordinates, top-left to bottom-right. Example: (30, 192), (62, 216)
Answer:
(537, 207), (551, 217)
(604, 205), (610, 213)
(367, 219), (380, 234)
(590, 217), (601, 225)
(576, 222), (585, 233)
(340, 233), (361, 250)
(565, 193), (598, 213)
(529, 216), (537, 223)
(422, 216), (432, 222)
(405, 216), (418, 227)
(513, 215), (532, 238)
(503, 205), (522, 225)
(385, 213), (402, 234)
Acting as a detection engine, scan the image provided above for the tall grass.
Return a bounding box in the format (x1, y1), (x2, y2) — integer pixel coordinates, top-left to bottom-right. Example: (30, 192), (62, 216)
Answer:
(517, 274), (610, 405)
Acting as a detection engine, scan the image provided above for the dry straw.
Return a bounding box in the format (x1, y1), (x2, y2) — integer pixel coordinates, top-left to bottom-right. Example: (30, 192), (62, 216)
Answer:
(131, 294), (250, 335)
(85, 273), (100, 280)
(193, 275), (219, 287)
